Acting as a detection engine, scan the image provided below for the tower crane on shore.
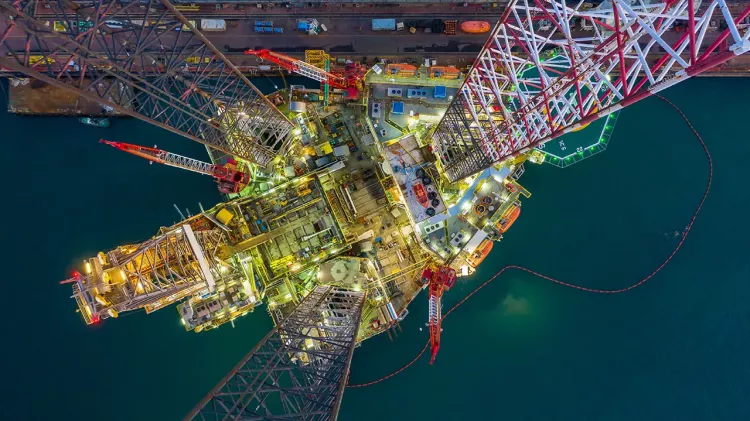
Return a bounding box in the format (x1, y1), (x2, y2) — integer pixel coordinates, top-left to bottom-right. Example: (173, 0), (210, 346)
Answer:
(422, 265), (457, 364)
(100, 140), (250, 194)
(244, 49), (363, 97)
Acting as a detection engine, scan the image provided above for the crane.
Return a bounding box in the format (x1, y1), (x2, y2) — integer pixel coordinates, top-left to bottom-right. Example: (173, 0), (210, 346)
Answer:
(100, 139), (250, 194)
(422, 265), (457, 364)
(244, 49), (363, 97)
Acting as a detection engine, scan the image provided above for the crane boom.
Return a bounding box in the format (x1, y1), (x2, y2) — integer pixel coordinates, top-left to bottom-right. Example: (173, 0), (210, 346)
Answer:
(100, 139), (249, 193)
(244, 49), (348, 89)
(424, 266), (457, 364)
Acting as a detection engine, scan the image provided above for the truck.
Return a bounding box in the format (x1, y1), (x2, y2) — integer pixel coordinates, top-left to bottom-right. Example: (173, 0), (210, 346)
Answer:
(176, 20), (196, 31)
(372, 18), (396, 31)
(200, 19), (226, 32)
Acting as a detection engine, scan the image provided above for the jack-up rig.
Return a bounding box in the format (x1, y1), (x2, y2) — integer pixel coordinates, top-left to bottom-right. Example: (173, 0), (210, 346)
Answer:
(3, 0), (750, 418)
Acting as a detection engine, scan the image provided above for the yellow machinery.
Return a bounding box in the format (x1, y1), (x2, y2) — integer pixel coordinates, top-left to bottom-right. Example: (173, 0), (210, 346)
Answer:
(305, 50), (330, 69)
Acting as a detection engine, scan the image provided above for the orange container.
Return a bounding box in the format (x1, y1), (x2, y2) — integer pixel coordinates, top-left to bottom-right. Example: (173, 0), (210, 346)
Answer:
(460, 21), (491, 34)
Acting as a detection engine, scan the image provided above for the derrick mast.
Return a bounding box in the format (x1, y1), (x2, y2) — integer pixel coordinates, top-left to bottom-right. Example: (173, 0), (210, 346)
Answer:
(62, 224), (237, 324)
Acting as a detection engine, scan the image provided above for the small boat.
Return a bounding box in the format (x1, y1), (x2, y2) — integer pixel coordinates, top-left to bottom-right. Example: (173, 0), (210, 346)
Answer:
(496, 205), (521, 233)
(413, 183), (429, 207)
(467, 239), (494, 268)
(460, 21), (491, 34)
(78, 117), (111, 128)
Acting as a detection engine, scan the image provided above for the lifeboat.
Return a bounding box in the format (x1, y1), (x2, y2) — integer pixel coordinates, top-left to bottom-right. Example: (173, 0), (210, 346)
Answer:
(460, 21), (491, 34)
(496, 205), (521, 233)
(413, 183), (429, 207)
(467, 239), (494, 268)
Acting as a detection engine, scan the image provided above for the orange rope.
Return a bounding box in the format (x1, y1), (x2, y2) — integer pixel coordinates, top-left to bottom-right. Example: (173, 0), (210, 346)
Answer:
(347, 94), (712, 388)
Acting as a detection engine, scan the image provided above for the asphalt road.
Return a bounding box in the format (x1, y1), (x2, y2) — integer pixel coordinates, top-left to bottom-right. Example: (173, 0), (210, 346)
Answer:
(3, 7), (749, 68)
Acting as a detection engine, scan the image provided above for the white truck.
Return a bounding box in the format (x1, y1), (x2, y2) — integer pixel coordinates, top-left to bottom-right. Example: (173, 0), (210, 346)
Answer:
(201, 19), (227, 32)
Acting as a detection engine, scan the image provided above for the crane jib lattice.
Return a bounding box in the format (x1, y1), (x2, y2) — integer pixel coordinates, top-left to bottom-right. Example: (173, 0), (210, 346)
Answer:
(0, 0), (294, 166)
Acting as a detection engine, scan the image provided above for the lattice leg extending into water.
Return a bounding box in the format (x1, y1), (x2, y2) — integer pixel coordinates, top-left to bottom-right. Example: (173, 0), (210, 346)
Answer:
(431, 0), (750, 182)
(185, 286), (365, 421)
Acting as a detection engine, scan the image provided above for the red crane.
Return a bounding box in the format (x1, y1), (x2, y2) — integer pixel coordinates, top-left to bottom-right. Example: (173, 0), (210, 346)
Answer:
(244, 49), (362, 96)
(423, 265), (457, 364)
(100, 139), (250, 194)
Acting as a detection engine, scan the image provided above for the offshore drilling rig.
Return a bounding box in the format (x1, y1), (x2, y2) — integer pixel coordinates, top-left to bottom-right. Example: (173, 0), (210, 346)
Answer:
(3, 0), (750, 418)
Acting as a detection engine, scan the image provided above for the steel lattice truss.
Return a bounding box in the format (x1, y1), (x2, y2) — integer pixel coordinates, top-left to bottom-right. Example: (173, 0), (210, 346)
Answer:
(69, 225), (238, 324)
(186, 286), (365, 421)
(432, 0), (750, 182)
(0, 0), (294, 166)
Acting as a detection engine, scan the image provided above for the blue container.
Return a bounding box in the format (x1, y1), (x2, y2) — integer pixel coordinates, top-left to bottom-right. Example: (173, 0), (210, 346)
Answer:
(372, 19), (396, 31)
(273, 27), (283, 33)
(254, 26), (263, 33)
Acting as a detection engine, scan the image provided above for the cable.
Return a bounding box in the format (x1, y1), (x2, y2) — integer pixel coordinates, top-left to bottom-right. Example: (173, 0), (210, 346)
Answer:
(346, 94), (712, 388)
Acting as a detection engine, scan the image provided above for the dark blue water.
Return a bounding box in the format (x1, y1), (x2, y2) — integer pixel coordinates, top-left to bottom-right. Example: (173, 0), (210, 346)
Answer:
(2, 77), (750, 421)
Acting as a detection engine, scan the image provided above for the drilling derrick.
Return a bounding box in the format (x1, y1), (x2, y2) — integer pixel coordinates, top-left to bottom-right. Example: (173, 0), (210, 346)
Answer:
(431, 0), (750, 182)
(0, 0), (295, 166)
(185, 285), (365, 421)
(100, 139), (250, 194)
(62, 225), (236, 324)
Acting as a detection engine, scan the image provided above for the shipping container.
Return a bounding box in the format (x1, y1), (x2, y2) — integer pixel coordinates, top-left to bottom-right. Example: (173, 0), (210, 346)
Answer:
(372, 19), (396, 31)
(201, 19), (226, 32)
(460, 21), (491, 34)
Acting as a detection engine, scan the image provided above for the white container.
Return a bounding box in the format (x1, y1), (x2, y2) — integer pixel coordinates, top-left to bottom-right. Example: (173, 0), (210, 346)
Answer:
(201, 19), (227, 32)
